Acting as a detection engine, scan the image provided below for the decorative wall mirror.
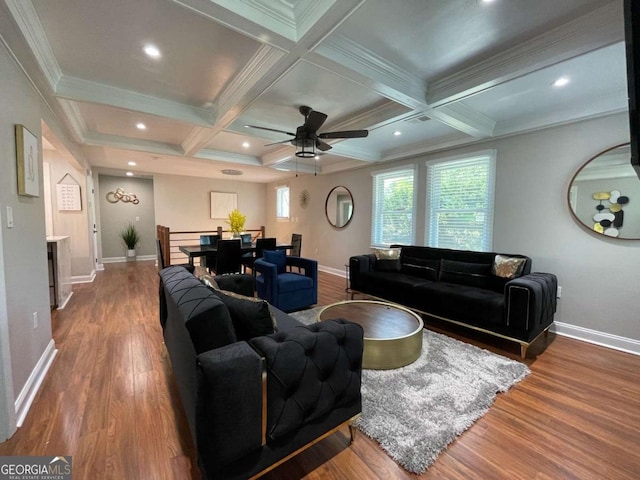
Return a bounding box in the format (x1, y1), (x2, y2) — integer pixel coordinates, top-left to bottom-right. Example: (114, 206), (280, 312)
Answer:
(325, 186), (354, 229)
(568, 143), (640, 239)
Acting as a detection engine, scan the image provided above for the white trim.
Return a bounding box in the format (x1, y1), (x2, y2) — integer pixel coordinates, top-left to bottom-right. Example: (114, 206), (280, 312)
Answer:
(318, 265), (345, 278)
(56, 292), (73, 310)
(96, 263), (105, 272)
(14, 340), (57, 428)
(71, 270), (96, 284)
(102, 255), (157, 264)
(551, 322), (640, 357)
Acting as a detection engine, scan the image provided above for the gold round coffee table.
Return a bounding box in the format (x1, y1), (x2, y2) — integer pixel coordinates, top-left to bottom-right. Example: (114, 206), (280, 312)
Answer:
(318, 300), (423, 370)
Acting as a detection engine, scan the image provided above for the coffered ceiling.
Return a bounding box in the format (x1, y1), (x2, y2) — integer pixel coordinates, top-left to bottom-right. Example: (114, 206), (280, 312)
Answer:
(0, 0), (628, 182)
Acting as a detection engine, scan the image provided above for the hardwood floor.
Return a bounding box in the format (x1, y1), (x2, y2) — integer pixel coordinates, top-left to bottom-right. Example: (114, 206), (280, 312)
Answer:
(1, 261), (639, 479)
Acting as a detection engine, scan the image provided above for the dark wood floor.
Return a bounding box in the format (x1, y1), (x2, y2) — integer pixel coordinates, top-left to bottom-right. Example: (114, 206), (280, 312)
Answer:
(1, 261), (639, 479)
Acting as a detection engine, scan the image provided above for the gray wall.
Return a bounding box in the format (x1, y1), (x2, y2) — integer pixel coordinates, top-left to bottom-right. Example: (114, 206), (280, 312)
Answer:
(266, 113), (640, 343)
(97, 175), (156, 259)
(44, 150), (94, 276)
(0, 31), (81, 438)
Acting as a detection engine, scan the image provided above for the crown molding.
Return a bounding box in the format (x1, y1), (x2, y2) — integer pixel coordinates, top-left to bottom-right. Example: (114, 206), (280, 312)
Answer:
(428, 102), (496, 138)
(325, 142), (381, 162)
(55, 76), (215, 127)
(427, 1), (624, 107)
(311, 34), (426, 108)
(207, 0), (297, 41)
(269, 159), (319, 174)
(261, 146), (294, 166)
(325, 100), (410, 132)
(294, 0), (337, 41)
(382, 132), (473, 162)
(56, 99), (87, 143)
(4, 0), (62, 89)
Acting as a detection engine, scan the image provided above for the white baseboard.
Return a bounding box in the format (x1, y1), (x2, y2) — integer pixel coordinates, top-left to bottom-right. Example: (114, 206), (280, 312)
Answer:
(57, 291), (73, 310)
(96, 263), (105, 271)
(71, 270), (96, 284)
(102, 255), (156, 264)
(319, 265), (346, 277)
(551, 322), (640, 356)
(15, 339), (57, 427)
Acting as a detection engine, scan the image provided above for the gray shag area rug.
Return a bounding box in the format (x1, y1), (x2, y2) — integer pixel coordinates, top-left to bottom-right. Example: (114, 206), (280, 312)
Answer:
(290, 307), (530, 474)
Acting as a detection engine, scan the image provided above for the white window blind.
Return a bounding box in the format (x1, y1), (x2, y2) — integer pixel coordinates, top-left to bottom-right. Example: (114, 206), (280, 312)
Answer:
(276, 185), (289, 219)
(371, 167), (415, 246)
(426, 152), (495, 251)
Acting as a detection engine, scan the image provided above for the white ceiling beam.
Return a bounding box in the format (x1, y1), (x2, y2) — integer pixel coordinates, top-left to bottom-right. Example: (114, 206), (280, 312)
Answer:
(83, 132), (185, 156)
(382, 132), (475, 163)
(269, 159), (318, 175)
(56, 99), (87, 144)
(428, 102), (496, 138)
(309, 34), (426, 109)
(427, 1), (624, 107)
(195, 148), (262, 166)
(56, 76), (215, 127)
(182, 44), (286, 156)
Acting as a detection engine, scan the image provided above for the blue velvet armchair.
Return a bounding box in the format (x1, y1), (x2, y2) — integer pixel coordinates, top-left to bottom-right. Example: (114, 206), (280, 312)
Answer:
(255, 250), (318, 312)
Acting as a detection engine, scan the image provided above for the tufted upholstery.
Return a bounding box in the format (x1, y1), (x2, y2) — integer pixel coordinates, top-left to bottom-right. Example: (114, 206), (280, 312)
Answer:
(249, 319), (363, 441)
(506, 272), (558, 337)
(160, 266), (236, 354)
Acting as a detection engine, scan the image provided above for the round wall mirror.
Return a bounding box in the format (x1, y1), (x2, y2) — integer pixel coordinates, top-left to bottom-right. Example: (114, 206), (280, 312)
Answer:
(568, 143), (640, 239)
(325, 186), (354, 228)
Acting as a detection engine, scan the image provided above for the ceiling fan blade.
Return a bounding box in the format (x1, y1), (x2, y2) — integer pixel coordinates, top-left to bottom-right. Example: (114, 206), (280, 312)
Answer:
(244, 125), (296, 136)
(304, 111), (328, 133)
(264, 139), (293, 147)
(316, 139), (332, 151)
(318, 129), (369, 139)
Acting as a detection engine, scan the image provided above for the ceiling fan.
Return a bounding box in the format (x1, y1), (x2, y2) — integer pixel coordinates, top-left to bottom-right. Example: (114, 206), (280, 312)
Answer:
(244, 106), (369, 158)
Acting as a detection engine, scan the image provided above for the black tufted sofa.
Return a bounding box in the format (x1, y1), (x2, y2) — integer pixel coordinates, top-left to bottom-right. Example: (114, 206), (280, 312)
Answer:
(159, 266), (364, 480)
(350, 245), (557, 358)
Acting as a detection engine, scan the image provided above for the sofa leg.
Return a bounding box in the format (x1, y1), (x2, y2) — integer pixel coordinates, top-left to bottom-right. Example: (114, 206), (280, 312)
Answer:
(520, 344), (527, 359)
(544, 328), (550, 339)
(349, 424), (357, 444)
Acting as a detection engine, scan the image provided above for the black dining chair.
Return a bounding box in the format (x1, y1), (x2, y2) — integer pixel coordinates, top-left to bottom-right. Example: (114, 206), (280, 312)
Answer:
(213, 239), (243, 275)
(240, 233), (253, 247)
(157, 239), (194, 273)
(199, 234), (220, 271)
(241, 237), (276, 275)
(289, 233), (302, 272)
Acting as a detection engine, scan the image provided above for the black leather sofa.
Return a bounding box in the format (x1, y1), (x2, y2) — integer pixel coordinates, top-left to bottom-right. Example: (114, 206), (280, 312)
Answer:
(159, 266), (364, 480)
(349, 246), (557, 357)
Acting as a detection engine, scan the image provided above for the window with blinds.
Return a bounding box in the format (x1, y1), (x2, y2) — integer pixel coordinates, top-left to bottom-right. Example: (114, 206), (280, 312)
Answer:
(276, 185), (290, 220)
(425, 152), (496, 251)
(371, 166), (416, 246)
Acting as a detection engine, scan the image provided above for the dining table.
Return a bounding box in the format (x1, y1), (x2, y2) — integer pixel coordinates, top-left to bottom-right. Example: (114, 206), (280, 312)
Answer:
(178, 241), (292, 267)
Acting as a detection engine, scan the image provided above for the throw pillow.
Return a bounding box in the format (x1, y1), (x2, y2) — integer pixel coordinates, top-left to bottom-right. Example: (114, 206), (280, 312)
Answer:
(263, 249), (287, 274)
(492, 254), (527, 279)
(199, 274), (220, 291)
(215, 289), (277, 341)
(373, 247), (401, 272)
(439, 259), (492, 289)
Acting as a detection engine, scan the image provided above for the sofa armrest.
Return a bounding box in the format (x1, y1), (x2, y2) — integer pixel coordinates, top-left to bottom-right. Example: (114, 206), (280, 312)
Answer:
(255, 258), (279, 301)
(349, 254), (375, 290)
(249, 319), (364, 441)
(286, 256), (318, 281)
(196, 341), (264, 474)
(505, 272), (558, 338)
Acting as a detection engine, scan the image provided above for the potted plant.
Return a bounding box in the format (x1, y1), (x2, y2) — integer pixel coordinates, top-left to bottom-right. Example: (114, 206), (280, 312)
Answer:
(226, 209), (246, 238)
(120, 223), (141, 259)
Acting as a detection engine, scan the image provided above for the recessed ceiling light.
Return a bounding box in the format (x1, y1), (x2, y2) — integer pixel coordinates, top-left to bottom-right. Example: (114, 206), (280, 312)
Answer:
(126, 172), (133, 176)
(552, 76), (570, 87)
(221, 169), (243, 176)
(393, 131), (402, 136)
(143, 44), (161, 59)
(136, 122), (146, 130)
(128, 161), (136, 166)
(242, 141), (250, 148)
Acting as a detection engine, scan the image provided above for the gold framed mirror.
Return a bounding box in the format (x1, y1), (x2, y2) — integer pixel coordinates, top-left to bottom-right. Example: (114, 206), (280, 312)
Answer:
(568, 143), (640, 239)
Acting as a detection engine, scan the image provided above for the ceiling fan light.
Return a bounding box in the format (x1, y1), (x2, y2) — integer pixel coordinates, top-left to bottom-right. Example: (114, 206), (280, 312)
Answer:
(296, 150), (315, 158)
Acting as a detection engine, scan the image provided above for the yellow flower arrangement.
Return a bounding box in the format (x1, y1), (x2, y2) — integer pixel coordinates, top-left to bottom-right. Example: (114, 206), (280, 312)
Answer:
(226, 209), (246, 235)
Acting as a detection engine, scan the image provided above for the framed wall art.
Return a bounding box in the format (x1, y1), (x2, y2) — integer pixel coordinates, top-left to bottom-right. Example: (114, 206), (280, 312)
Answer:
(15, 124), (39, 197)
